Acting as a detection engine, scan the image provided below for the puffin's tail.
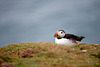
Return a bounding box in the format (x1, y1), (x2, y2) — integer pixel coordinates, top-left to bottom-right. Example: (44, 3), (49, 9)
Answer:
(77, 36), (85, 41)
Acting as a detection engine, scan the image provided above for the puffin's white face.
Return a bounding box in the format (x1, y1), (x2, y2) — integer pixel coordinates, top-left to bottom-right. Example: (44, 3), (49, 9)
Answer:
(54, 30), (65, 38)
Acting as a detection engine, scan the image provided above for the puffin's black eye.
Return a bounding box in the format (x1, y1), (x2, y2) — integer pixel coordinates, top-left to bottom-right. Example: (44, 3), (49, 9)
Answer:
(61, 32), (63, 34)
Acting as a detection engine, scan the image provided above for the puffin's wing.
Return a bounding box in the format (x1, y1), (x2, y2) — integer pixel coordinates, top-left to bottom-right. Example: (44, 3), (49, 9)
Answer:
(64, 34), (85, 41)
(64, 34), (78, 39)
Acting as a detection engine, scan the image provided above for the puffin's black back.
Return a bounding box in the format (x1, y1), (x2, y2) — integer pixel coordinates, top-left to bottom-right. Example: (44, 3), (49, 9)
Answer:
(64, 34), (85, 41)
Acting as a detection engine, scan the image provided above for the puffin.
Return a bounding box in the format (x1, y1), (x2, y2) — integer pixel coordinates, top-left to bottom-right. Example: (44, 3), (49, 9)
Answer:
(54, 30), (85, 46)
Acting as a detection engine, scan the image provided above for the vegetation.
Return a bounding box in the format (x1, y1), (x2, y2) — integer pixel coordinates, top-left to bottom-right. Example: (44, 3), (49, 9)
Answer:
(0, 42), (100, 67)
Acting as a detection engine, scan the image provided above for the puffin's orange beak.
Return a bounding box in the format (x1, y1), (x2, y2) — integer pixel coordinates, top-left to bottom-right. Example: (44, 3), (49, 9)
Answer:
(54, 32), (60, 37)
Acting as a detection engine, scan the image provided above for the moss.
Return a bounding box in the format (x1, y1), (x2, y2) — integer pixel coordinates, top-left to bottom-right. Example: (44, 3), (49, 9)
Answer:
(0, 42), (100, 67)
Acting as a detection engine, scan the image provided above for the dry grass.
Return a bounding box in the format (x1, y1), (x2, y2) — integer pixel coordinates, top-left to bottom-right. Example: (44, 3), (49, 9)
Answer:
(0, 42), (100, 67)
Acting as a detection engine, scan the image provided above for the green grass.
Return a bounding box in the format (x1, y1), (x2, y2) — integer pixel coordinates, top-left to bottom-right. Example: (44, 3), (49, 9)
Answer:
(0, 42), (100, 67)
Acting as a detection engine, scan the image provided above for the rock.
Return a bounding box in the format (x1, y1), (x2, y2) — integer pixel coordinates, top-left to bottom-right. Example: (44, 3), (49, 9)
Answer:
(81, 50), (87, 53)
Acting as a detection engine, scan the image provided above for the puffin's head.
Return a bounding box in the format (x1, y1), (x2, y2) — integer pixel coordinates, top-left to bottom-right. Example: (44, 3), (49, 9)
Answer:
(54, 30), (66, 38)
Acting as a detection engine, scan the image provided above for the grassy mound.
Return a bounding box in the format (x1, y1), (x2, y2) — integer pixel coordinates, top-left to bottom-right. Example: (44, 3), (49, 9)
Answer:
(0, 42), (100, 67)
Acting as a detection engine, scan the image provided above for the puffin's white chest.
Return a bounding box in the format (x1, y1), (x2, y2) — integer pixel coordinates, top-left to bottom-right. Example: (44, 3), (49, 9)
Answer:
(55, 38), (76, 46)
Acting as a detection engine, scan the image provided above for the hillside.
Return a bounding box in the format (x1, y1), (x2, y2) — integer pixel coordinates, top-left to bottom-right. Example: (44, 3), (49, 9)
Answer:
(0, 42), (100, 67)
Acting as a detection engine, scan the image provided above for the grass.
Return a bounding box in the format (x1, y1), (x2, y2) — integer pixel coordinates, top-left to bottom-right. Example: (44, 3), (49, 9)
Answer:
(0, 42), (100, 67)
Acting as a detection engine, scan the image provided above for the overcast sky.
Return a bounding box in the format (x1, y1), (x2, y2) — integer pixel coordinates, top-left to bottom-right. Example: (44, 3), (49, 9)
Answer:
(0, 0), (100, 46)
